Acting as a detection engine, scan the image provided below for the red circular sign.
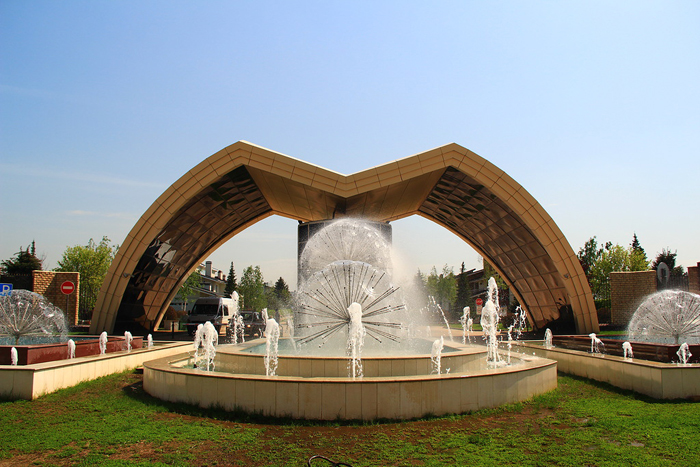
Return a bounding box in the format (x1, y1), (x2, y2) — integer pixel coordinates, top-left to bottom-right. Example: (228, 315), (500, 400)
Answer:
(61, 281), (75, 295)
(475, 298), (483, 306)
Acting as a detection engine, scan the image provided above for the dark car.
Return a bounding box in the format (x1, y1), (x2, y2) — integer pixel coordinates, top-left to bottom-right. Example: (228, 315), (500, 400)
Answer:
(240, 311), (265, 338)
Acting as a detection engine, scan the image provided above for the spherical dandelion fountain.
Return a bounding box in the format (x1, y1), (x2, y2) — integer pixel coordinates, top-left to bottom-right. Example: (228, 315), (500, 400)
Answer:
(0, 290), (68, 346)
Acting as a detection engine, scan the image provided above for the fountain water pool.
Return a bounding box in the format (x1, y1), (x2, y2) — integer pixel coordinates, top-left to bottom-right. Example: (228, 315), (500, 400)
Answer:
(0, 289), (68, 345)
(143, 218), (557, 419)
(0, 290), (149, 365)
(513, 291), (700, 399)
(144, 337), (556, 420)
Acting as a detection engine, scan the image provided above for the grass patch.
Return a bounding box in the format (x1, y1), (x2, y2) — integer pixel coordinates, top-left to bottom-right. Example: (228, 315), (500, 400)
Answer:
(0, 371), (698, 466)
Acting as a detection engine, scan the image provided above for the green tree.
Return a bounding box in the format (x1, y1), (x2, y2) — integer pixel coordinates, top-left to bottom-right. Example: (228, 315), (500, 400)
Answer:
(577, 237), (611, 278)
(265, 277), (291, 313)
(274, 277), (291, 305)
(630, 233), (648, 269)
(177, 268), (202, 311)
(483, 259), (507, 290)
(426, 265), (457, 317)
(410, 269), (429, 310)
(455, 262), (473, 316)
(631, 233), (644, 254)
(224, 262), (237, 297)
(587, 243), (650, 300)
(239, 265), (266, 311)
(1, 241), (42, 274)
(55, 237), (117, 319)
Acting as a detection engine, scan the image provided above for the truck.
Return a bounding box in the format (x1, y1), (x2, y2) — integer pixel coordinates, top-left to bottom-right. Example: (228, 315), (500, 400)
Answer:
(185, 297), (237, 336)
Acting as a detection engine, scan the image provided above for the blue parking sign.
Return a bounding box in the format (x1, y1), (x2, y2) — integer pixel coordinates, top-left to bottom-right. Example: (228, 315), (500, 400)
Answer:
(0, 283), (13, 296)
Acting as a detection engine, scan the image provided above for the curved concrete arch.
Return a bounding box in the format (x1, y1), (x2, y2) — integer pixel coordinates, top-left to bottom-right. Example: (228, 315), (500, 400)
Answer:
(91, 141), (598, 335)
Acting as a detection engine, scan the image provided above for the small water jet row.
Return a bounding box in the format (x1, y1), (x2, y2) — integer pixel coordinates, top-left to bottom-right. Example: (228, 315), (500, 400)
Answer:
(512, 306), (528, 339)
(481, 277), (505, 367)
(193, 322), (218, 371)
(431, 336), (444, 374)
(428, 296), (454, 342)
(67, 339), (76, 359)
(589, 333), (604, 354)
(677, 343), (692, 365)
(99, 332), (108, 354)
(459, 306), (473, 344)
(228, 291), (245, 345)
(347, 302), (366, 379)
(264, 317), (280, 376)
(124, 331), (133, 352)
(544, 329), (553, 349)
(622, 341), (634, 359)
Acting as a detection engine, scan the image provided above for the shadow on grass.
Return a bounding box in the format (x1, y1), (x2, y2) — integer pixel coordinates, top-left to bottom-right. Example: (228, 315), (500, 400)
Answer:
(558, 372), (696, 405)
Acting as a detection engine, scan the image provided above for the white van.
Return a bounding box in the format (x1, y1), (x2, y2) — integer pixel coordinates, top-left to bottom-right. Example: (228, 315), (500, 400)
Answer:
(185, 297), (236, 336)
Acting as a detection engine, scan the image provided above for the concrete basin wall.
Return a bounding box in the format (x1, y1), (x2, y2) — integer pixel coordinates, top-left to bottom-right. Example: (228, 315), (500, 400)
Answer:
(213, 345), (487, 377)
(0, 336), (144, 365)
(514, 341), (700, 399)
(143, 342), (557, 420)
(0, 342), (191, 400)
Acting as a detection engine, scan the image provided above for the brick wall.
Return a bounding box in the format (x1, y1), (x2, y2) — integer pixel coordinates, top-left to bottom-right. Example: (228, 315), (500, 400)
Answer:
(688, 262), (700, 295)
(32, 271), (80, 325)
(610, 271), (656, 327)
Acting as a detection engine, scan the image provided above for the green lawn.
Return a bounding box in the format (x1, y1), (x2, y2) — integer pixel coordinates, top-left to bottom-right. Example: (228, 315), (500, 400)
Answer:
(1, 371), (698, 466)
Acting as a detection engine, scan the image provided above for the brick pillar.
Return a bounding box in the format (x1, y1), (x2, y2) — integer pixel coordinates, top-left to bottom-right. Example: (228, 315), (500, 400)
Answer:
(688, 262), (700, 295)
(32, 271), (80, 325)
(610, 271), (657, 327)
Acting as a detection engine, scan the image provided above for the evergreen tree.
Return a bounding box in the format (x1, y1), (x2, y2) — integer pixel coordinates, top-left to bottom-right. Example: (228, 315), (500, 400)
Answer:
(1, 242), (43, 274)
(426, 265), (457, 317)
(266, 277), (291, 312)
(224, 262), (237, 297)
(455, 262), (473, 316)
(631, 233), (644, 253)
(630, 233), (648, 267)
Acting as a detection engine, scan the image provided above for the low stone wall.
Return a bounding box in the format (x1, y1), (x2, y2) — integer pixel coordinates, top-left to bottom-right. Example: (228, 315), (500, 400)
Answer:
(144, 351), (558, 421)
(514, 341), (700, 400)
(0, 337), (143, 365)
(0, 341), (190, 400)
(610, 271), (656, 327)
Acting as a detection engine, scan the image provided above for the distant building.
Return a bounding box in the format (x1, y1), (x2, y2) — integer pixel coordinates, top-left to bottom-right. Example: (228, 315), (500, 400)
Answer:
(170, 261), (228, 312)
(457, 267), (513, 314)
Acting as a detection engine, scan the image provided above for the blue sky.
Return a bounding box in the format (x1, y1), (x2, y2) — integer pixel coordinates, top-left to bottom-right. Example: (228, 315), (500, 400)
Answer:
(1, 1), (698, 287)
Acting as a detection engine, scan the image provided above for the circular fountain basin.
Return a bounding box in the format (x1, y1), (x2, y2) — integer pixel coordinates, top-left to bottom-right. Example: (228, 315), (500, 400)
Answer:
(143, 338), (557, 420)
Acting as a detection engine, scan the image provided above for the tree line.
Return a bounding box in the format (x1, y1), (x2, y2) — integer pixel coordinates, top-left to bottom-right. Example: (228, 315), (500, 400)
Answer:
(2, 232), (688, 323)
(577, 233), (686, 303)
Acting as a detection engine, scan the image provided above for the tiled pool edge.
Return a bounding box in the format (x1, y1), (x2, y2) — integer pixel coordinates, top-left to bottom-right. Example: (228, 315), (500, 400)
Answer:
(143, 349), (558, 420)
(0, 342), (191, 400)
(514, 341), (700, 399)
